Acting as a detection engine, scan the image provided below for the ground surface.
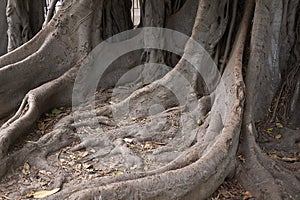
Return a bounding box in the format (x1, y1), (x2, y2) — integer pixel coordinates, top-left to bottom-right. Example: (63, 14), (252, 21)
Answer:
(0, 87), (298, 200)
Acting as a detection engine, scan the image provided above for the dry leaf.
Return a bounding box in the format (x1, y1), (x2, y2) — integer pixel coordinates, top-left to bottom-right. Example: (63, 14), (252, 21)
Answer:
(69, 154), (76, 159)
(83, 163), (93, 169)
(281, 157), (298, 162)
(275, 134), (282, 139)
(270, 154), (278, 159)
(22, 162), (31, 175)
(123, 138), (133, 143)
(33, 188), (60, 198)
(243, 191), (253, 200)
(276, 122), (283, 128)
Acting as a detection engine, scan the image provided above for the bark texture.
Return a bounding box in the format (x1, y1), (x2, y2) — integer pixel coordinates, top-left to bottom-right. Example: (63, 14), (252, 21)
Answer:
(0, 0), (299, 199)
(6, 0), (44, 52)
(0, 0), (8, 56)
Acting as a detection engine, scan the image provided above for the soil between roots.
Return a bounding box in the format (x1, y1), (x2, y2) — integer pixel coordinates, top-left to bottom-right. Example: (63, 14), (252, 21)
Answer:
(0, 87), (249, 200)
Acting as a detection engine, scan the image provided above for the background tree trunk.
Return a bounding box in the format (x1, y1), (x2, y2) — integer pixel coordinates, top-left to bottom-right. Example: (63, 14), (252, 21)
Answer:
(28, 0), (46, 36)
(0, 0), (299, 199)
(6, 0), (45, 52)
(0, 0), (8, 56)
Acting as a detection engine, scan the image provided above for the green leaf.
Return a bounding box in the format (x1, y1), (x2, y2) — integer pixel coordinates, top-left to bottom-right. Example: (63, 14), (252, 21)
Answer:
(178, 147), (184, 152)
(197, 119), (202, 126)
(259, 137), (269, 143)
(51, 108), (62, 115)
(114, 170), (124, 175)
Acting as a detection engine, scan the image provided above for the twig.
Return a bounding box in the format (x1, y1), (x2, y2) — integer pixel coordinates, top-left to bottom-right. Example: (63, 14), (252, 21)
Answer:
(270, 82), (285, 123)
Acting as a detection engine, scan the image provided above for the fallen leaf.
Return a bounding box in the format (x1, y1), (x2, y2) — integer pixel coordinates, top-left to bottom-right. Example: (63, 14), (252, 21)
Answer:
(90, 148), (96, 153)
(259, 137), (269, 143)
(238, 155), (246, 163)
(276, 122), (283, 128)
(123, 138), (133, 144)
(109, 101), (116, 105)
(153, 142), (165, 145)
(32, 188), (60, 198)
(78, 151), (89, 158)
(178, 147), (184, 152)
(197, 119), (203, 126)
(22, 162), (31, 175)
(114, 170), (123, 175)
(267, 127), (273, 132)
(270, 154), (279, 159)
(38, 122), (45, 130)
(243, 191), (253, 200)
(281, 157), (298, 162)
(83, 163), (93, 169)
(143, 143), (152, 150)
(130, 165), (138, 170)
(51, 108), (62, 115)
(275, 134), (282, 139)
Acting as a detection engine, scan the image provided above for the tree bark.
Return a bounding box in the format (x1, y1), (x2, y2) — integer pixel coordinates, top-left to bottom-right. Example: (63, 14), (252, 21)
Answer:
(6, 0), (44, 52)
(0, 0), (8, 56)
(0, 0), (299, 199)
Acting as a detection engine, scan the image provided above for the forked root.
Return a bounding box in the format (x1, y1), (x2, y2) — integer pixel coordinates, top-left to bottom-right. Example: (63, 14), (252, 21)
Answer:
(48, 0), (251, 197)
(0, 66), (78, 171)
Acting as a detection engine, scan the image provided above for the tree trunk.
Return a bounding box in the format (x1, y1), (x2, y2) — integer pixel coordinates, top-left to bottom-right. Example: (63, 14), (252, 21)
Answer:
(6, 0), (45, 52)
(28, 0), (46, 36)
(0, 0), (299, 199)
(0, 0), (8, 56)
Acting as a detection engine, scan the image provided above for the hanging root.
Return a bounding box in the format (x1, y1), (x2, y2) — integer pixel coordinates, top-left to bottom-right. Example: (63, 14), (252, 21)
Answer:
(220, 0), (238, 73)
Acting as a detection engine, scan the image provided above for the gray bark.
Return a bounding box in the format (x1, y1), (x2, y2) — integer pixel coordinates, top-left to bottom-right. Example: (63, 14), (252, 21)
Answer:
(0, 0), (299, 199)
(6, 0), (44, 52)
(0, 0), (8, 56)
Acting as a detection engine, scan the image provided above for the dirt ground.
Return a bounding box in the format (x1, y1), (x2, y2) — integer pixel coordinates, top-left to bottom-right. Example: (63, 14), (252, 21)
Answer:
(0, 88), (298, 200)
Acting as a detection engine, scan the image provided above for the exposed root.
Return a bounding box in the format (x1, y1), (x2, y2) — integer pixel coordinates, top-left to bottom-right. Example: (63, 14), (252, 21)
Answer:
(238, 124), (300, 199)
(238, 0), (300, 199)
(0, 0), (260, 199)
(0, 0), (111, 120)
(142, 110), (211, 176)
(0, 66), (77, 175)
(44, 0), (250, 198)
(0, 39), (77, 119)
(0, 24), (50, 68)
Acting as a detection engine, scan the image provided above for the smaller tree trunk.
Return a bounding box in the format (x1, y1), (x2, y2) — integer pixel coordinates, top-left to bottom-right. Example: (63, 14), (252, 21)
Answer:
(6, 0), (31, 52)
(28, 0), (45, 35)
(102, 0), (133, 40)
(6, 0), (44, 52)
(45, 0), (59, 25)
(0, 0), (8, 56)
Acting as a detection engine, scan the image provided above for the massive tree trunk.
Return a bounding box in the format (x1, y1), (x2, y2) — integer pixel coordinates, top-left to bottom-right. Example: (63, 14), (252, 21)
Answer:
(0, 0), (299, 199)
